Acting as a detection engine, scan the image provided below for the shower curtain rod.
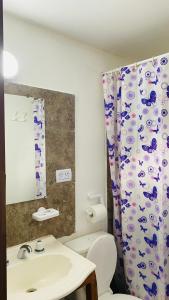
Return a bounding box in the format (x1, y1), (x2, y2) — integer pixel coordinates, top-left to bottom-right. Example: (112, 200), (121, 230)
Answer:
(103, 51), (169, 74)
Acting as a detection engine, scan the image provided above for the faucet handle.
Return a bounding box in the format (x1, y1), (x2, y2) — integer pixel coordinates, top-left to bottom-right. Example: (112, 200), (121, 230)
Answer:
(17, 244), (32, 259)
(35, 240), (45, 253)
(20, 244), (32, 253)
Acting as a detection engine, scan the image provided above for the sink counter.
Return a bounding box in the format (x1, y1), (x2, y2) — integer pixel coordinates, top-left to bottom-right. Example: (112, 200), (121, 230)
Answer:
(7, 235), (96, 300)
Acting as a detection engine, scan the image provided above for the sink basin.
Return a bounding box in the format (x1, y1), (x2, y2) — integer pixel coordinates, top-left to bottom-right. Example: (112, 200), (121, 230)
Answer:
(7, 235), (96, 300)
(8, 254), (72, 293)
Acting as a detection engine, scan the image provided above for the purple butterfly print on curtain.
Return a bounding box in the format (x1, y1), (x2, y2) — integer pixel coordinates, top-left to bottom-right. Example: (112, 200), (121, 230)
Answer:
(166, 86), (169, 98)
(144, 233), (157, 248)
(143, 282), (157, 297)
(102, 54), (169, 300)
(166, 187), (169, 199)
(143, 186), (157, 201)
(142, 138), (157, 153)
(167, 136), (169, 148)
(141, 90), (156, 106)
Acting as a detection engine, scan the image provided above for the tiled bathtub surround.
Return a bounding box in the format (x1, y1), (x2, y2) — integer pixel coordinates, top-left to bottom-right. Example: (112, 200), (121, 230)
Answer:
(5, 83), (75, 247)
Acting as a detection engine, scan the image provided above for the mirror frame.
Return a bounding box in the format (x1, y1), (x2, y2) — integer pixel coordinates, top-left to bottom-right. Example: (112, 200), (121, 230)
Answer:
(0, 0), (6, 298)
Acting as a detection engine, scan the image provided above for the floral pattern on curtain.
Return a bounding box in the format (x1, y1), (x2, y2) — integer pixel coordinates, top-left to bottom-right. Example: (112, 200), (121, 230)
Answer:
(33, 98), (46, 198)
(102, 55), (169, 300)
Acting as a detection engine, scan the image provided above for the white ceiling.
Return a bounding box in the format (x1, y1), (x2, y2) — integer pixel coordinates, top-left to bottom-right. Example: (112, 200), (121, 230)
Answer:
(4, 0), (169, 59)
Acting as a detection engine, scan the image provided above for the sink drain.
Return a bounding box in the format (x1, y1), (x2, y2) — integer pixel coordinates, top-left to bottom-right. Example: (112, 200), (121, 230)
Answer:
(26, 288), (37, 293)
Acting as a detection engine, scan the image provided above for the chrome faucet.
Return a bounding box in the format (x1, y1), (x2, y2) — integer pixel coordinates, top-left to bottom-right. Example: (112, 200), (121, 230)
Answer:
(17, 244), (32, 259)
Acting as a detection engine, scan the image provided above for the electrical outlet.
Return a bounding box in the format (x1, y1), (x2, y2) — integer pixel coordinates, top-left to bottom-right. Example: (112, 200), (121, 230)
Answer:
(56, 169), (72, 183)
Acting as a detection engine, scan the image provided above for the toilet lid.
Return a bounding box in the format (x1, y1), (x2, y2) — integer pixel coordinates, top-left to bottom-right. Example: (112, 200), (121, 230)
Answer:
(111, 295), (139, 300)
(99, 292), (139, 300)
(87, 234), (117, 296)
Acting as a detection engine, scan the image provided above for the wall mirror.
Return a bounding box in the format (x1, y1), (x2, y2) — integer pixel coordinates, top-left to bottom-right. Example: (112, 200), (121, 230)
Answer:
(5, 93), (46, 204)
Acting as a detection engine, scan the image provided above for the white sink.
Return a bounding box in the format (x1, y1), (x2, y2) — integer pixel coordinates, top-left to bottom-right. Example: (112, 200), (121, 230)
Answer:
(7, 235), (96, 300)
(8, 254), (72, 292)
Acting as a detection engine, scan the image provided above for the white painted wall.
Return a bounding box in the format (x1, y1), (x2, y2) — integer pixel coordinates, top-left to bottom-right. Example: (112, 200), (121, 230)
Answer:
(4, 13), (131, 235)
(5, 94), (36, 204)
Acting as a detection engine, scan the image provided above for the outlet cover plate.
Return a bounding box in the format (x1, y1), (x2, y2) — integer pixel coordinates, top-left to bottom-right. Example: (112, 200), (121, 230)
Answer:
(56, 168), (72, 183)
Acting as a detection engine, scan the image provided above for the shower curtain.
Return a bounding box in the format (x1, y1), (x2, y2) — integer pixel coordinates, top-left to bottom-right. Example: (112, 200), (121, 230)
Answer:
(102, 54), (169, 300)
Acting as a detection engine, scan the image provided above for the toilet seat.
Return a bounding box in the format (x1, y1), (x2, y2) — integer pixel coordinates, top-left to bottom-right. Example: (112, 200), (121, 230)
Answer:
(99, 292), (139, 300)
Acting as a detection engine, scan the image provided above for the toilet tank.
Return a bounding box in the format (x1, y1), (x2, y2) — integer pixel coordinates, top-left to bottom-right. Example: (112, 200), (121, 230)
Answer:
(64, 231), (107, 256)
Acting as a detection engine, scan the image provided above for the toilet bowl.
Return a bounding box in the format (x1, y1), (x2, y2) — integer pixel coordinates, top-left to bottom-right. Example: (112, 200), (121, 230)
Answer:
(65, 232), (139, 300)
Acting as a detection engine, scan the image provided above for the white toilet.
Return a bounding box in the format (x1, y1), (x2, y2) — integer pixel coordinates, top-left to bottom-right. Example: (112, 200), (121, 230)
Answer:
(65, 232), (139, 300)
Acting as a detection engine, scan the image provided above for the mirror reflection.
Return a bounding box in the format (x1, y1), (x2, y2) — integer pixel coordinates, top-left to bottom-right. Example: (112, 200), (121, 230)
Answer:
(5, 93), (46, 204)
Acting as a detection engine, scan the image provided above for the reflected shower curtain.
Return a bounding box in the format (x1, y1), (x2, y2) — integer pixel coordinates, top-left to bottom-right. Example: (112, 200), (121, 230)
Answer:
(102, 55), (169, 300)
(33, 98), (46, 198)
